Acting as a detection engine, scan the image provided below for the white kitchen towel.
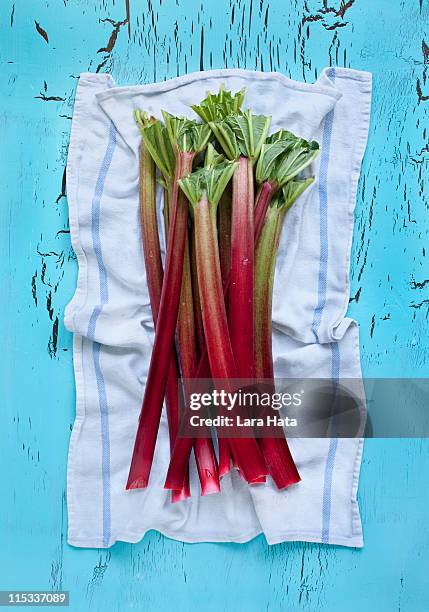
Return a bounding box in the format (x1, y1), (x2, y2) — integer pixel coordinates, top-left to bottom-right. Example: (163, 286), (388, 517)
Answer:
(65, 68), (371, 548)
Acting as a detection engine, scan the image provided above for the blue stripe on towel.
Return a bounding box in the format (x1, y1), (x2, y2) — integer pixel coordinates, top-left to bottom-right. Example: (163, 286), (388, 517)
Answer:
(87, 119), (117, 547)
(311, 75), (335, 344)
(321, 342), (340, 543)
(311, 66), (341, 544)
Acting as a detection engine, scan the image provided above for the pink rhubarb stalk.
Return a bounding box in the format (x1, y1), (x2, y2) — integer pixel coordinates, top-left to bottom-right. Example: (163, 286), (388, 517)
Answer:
(218, 187), (232, 289)
(229, 156), (255, 378)
(136, 134), (190, 500)
(190, 223), (221, 495)
(254, 182), (314, 489)
(190, 225), (206, 357)
(171, 179), (277, 482)
(179, 163), (268, 483)
(195, 194), (266, 481)
(254, 181), (277, 241)
(127, 151), (194, 489)
(165, 230), (220, 497)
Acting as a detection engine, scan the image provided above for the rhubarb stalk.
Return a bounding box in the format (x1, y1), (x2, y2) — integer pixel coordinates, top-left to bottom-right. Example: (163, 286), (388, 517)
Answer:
(166, 231), (221, 496)
(254, 180), (314, 488)
(206, 109), (271, 379)
(137, 115), (190, 501)
(165, 147), (225, 493)
(207, 108), (271, 481)
(255, 178), (315, 375)
(168, 146), (233, 482)
(179, 162), (268, 483)
(133, 112), (190, 500)
(162, 116), (220, 497)
(206, 110), (317, 489)
(190, 225), (205, 355)
(218, 187), (232, 289)
(254, 131), (321, 377)
(127, 115), (210, 490)
(253, 133), (321, 488)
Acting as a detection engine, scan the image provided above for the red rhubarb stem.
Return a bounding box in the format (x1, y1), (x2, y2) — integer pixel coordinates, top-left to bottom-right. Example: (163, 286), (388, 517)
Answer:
(228, 157), (254, 379)
(137, 142), (189, 500)
(216, 187), (233, 476)
(166, 230), (220, 497)
(126, 151), (194, 490)
(189, 179), (277, 479)
(165, 260), (222, 492)
(254, 205), (300, 489)
(190, 234), (221, 494)
(218, 187), (232, 288)
(190, 224), (206, 356)
(194, 192), (267, 483)
(254, 180), (277, 243)
(192, 181), (276, 381)
(165, 187), (191, 502)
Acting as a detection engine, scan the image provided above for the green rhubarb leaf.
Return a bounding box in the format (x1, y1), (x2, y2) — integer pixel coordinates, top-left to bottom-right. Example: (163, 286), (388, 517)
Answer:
(209, 110), (271, 162)
(204, 161), (237, 205)
(135, 112), (175, 181)
(192, 123), (212, 153)
(204, 142), (224, 168)
(162, 111), (211, 154)
(266, 129), (297, 145)
(178, 172), (202, 208)
(192, 87), (246, 123)
(134, 110), (156, 130)
(274, 177), (315, 210)
(179, 161), (237, 207)
(230, 110), (271, 160)
(275, 138), (319, 186)
(255, 141), (290, 185)
(208, 120), (240, 160)
(256, 130), (320, 187)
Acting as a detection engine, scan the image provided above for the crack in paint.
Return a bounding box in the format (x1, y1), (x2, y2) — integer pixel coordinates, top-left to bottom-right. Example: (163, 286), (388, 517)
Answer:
(35, 93), (65, 102)
(370, 314), (375, 338)
(47, 291), (54, 321)
(35, 20), (49, 43)
(410, 299), (429, 309)
(47, 316), (59, 358)
(125, 0), (131, 37)
(31, 271), (38, 307)
(303, 0), (356, 31)
(56, 168), (67, 203)
(349, 286), (362, 303)
(410, 278), (429, 289)
(417, 39), (429, 102)
(98, 18), (129, 54)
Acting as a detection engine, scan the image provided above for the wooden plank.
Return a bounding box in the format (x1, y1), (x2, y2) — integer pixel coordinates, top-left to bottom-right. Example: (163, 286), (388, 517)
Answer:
(1, 0), (428, 610)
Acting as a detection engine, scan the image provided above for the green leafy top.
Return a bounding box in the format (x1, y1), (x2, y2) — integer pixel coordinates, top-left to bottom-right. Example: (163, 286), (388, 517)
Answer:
(134, 110), (175, 181)
(179, 160), (237, 207)
(192, 86), (246, 123)
(204, 142), (224, 168)
(209, 110), (271, 161)
(255, 140), (291, 185)
(272, 177), (315, 211)
(134, 109), (156, 130)
(256, 130), (320, 186)
(275, 139), (319, 186)
(266, 129), (298, 144)
(162, 111), (211, 154)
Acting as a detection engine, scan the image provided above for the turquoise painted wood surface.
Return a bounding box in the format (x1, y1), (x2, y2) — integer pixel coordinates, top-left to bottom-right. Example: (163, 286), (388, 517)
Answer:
(1, 0), (429, 610)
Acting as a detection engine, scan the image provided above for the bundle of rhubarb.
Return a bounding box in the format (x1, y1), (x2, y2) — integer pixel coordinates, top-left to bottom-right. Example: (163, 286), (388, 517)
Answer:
(127, 88), (319, 501)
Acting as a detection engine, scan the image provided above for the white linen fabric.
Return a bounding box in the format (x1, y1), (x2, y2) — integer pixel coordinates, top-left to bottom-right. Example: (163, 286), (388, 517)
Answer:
(65, 68), (371, 548)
